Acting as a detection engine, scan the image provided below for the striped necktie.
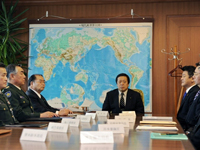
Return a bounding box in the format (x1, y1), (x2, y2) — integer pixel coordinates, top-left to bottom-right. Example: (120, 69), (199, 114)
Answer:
(194, 90), (200, 101)
(120, 93), (125, 109)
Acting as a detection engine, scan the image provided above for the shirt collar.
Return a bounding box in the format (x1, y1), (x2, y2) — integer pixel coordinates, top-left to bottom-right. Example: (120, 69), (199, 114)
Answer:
(119, 89), (128, 96)
(12, 84), (21, 90)
(29, 87), (41, 98)
(186, 84), (196, 93)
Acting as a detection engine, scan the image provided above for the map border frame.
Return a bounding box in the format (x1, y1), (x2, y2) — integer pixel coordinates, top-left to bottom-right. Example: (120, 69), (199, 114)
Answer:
(28, 18), (154, 112)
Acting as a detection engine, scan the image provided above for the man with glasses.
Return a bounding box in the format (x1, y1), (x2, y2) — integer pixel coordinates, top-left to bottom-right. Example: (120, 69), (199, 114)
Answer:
(26, 74), (72, 116)
(185, 62), (200, 131)
(2, 64), (57, 122)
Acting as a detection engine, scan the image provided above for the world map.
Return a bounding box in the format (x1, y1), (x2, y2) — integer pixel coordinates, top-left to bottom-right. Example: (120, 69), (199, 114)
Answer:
(29, 23), (152, 112)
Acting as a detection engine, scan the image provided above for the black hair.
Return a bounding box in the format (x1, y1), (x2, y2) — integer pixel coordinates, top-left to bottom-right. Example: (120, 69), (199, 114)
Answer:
(115, 73), (130, 84)
(196, 62), (200, 67)
(181, 66), (195, 78)
(0, 62), (6, 68)
(28, 74), (43, 86)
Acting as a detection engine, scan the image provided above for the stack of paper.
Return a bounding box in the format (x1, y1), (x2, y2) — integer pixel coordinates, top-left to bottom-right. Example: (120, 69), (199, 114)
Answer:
(142, 116), (173, 121)
(136, 126), (178, 131)
(140, 120), (177, 125)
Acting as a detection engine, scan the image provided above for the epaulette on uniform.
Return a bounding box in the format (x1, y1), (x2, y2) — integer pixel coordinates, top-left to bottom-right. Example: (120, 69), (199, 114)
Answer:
(5, 86), (9, 89)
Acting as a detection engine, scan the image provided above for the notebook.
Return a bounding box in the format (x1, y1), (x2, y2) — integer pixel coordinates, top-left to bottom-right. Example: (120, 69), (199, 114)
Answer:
(0, 129), (12, 135)
(150, 132), (188, 140)
(5, 124), (47, 128)
(24, 117), (62, 122)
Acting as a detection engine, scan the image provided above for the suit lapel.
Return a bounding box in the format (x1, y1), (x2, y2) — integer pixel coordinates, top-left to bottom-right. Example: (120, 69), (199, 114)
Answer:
(114, 90), (120, 110)
(29, 89), (48, 108)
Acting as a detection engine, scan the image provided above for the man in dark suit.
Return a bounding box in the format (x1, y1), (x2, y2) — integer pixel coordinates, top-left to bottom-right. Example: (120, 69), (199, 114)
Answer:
(2, 64), (56, 122)
(102, 73), (144, 114)
(185, 62), (200, 131)
(187, 115), (200, 150)
(177, 66), (199, 130)
(0, 63), (18, 126)
(26, 74), (72, 115)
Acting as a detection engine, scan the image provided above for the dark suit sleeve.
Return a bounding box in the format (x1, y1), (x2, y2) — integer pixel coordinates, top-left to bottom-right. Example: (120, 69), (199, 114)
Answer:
(27, 91), (59, 113)
(102, 92), (111, 112)
(188, 118), (200, 150)
(134, 92), (144, 115)
(29, 95), (51, 113)
(3, 89), (40, 122)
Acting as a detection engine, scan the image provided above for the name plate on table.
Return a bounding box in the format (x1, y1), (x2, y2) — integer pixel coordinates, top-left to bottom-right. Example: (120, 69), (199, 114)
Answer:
(80, 144), (113, 150)
(47, 122), (68, 133)
(86, 113), (97, 119)
(96, 111), (109, 117)
(107, 119), (129, 128)
(121, 111), (136, 117)
(20, 129), (47, 142)
(115, 116), (135, 123)
(61, 118), (80, 127)
(77, 115), (92, 122)
(98, 124), (124, 133)
(80, 131), (114, 143)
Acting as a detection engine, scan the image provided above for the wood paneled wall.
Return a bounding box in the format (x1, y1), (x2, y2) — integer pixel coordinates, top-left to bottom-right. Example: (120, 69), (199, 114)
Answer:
(5, 0), (200, 115)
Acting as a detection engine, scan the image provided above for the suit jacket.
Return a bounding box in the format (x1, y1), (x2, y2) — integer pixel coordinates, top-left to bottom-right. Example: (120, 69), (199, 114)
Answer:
(188, 116), (200, 150)
(185, 89), (200, 129)
(26, 88), (59, 113)
(2, 83), (40, 122)
(102, 89), (144, 114)
(0, 92), (18, 126)
(177, 85), (200, 130)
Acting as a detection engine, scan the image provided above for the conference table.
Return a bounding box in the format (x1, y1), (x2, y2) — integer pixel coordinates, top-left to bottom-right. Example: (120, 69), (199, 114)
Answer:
(0, 114), (195, 150)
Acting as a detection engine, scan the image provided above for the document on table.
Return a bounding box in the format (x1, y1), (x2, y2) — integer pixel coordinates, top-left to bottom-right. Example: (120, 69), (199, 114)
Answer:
(140, 120), (177, 125)
(142, 116), (173, 121)
(136, 125), (178, 131)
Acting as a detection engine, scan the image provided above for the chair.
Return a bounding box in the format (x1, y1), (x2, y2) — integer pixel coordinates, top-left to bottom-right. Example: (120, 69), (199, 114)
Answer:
(133, 89), (145, 106)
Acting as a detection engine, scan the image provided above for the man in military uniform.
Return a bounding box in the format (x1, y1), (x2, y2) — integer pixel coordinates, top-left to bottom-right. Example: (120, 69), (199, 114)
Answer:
(3, 64), (57, 122)
(0, 63), (18, 126)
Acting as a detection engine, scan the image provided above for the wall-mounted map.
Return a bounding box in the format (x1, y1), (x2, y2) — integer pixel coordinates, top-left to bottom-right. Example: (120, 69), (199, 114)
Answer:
(29, 22), (152, 112)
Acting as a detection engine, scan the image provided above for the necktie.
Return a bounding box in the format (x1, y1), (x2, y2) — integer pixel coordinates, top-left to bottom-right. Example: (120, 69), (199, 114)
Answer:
(182, 92), (187, 100)
(194, 90), (200, 101)
(120, 93), (125, 109)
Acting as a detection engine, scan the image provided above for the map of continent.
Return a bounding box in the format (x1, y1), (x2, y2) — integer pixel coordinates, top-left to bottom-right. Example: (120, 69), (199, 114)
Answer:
(29, 23), (152, 112)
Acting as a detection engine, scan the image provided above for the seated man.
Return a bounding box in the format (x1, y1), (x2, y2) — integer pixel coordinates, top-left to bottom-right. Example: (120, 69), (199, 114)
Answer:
(102, 73), (144, 114)
(26, 74), (72, 115)
(185, 62), (200, 131)
(0, 63), (18, 126)
(177, 66), (199, 130)
(187, 115), (200, 150)
(3, 64), (57, 122)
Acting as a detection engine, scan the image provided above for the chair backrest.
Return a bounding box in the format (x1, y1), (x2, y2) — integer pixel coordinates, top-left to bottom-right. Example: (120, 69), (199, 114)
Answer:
(133, 89), (145, 106)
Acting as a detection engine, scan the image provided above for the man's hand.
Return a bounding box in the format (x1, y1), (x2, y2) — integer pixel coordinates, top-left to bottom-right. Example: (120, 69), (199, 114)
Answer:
(40, 111), (57, 118)
(58, 109), (73, 116)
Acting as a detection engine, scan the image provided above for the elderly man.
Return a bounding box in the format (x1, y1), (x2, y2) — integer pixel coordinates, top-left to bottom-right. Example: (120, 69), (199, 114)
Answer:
(102, 73), (144, 114)
(26, 74), (72, 115)
(3, 64), (57, 122)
